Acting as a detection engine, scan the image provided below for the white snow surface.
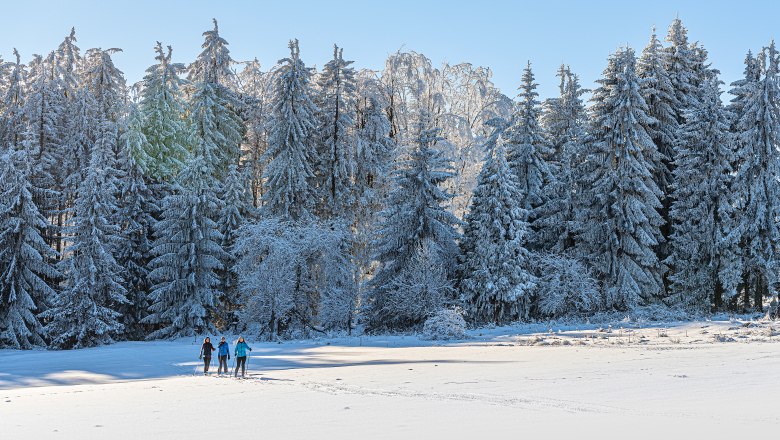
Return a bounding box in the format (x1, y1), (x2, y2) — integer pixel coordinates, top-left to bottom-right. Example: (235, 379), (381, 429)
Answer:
(1, 320), (779, 439)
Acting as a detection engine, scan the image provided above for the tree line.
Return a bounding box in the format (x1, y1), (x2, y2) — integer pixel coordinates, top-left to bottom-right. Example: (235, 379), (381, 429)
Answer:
(1, 18), (778, 349)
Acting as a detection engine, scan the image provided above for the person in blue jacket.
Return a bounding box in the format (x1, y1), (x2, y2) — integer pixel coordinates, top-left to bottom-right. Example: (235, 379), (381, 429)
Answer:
(217, 336), (230, 375)
(234, 336), (252, 378)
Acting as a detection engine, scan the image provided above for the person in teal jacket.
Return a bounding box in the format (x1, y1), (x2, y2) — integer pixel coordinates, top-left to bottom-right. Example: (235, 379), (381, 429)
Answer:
(234, 336), (252, 378)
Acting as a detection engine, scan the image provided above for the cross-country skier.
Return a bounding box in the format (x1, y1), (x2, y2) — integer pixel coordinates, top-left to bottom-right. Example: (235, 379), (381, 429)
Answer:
(199, 337), (216, 375)
(234, 336), (252, 378)
(217, 336), (230, 375)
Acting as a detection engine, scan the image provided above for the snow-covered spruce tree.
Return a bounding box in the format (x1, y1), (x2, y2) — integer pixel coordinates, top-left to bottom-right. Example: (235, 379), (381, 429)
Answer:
(216, 164), (251, 329)
(53, 28), (82, 97)
(367, 114), (461, 330)
(84, 48), (126, 128)
(315, 45), (357, 219)
(458, 141), (535, 324)
(505, 62), (552, 228)
(352, 97), (395, 299)
(188, 20), (244, 178)
(0, 50), (26, 151)
(728, 51), (762, 129)
(144, 156), (226, 339)
(0, 150), (58, 349)
(42, 120), (128, 349)
(732, 42), (780, 311)
(535, 66), (588, 252)
(638, 27), (678, 237)
(578, 48), (665, 311)
(116, 106), (159, 339)
(24, 53), (67, 254)
(262, 39), (319, 221)
(666, 77), (740, 313)
(138, 42), (191, 181)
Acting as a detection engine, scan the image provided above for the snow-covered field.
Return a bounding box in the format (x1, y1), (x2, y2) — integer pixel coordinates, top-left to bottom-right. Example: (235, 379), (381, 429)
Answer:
(2, 320), (778, 439)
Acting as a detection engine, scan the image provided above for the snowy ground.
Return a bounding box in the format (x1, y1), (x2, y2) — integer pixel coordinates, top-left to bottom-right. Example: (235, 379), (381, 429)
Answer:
(1, 319), (779, 439)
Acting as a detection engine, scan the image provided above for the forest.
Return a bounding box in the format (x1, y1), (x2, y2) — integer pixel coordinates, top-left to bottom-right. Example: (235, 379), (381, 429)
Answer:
(1, 18), (779, 349)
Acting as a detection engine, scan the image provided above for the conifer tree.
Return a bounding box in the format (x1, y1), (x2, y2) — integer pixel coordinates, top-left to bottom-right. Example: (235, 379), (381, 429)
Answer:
(505, 62), (551, 218)
(188, 20), (244, 178)
(459, 141), (535, 323)
(578, 48), (665, 310)
(667, 78), (739, 312)
(138, 43), (191, 181)
(0, 50), (26, 151)
(535, 66), (587, 252)
(116, 106), (159, 338)
(262, 40), (319, 221)
(367, 114), (460, 329)
(732, 42), (780, 311)
(0, 150), (58, 349)
(144, 157), (226, 338)
(43, 120), (128, 349)
(316, 45), (357, 218)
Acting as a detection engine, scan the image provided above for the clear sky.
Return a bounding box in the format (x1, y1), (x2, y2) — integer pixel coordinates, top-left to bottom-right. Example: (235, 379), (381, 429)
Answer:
(1, 0), (777, 99)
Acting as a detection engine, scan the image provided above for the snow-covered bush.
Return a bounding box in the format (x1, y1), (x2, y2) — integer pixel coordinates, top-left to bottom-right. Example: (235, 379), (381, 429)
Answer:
(421, 309), (467, 340)
(235, 218), (355, 339)
(533, 253), (601, 318)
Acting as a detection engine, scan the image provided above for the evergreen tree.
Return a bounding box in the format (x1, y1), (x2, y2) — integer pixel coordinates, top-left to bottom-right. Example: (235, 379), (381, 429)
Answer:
(144, 157), (226, 338)
(367, 114), (461, 329)
(505, 62), (551, 218)
(188, 20), (244, 178)
(638, 27), (677, 231)
(138, 43), (191, 181)
(353, 97), (395, 294)
(535, 66), (587, 252)
(43, 122), (128, 349)
(316, 45), (357, 218)
(0, 150), (58, 349)
(732, 42), (780, 311)
(578, 48), (665, 310)
(0, 50), (26, 151)
(666, 78), (739, 312)
(459, 142), (535, 323)
(216, 163), (250, 329)
(262, 40), (319, 221)
(116, 106), (159, 339)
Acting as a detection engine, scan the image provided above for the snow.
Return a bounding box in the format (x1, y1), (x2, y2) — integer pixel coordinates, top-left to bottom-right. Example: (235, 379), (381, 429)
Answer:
(2, 320), (778, 439)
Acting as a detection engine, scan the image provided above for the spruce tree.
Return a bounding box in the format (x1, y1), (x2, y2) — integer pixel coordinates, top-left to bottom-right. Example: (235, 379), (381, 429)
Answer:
(0, 150), (58, 349)
(0, 50), (26, 151)
(459, 142), (535, 323)
(578, 48), (665, 310)
(367, 114), (460, 329)
(732, 42), (780, 311)
(535, 66), (587, 252)
(144, 157), (226, 338)
(138, 43), (191, 181)
(43, 120), (128, 349)
(116, 107), (159, 339)
(505, 62), (551, 223)
(262, 39), (319, 221)
(216, 164), (251, 328)
(316, 45), (357, 219)
(188, 20), (244, 178)
(667, 78), (739, 312)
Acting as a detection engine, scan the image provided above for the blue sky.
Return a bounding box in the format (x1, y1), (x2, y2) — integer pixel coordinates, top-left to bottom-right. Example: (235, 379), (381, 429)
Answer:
(1, 0), (777, 99)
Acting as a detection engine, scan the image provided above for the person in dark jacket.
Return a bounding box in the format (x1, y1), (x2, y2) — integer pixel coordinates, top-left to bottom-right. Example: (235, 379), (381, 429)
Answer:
(217, 336), (230, 375)
(199, 337), (216, 375)
(234, 336), (252, 378)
